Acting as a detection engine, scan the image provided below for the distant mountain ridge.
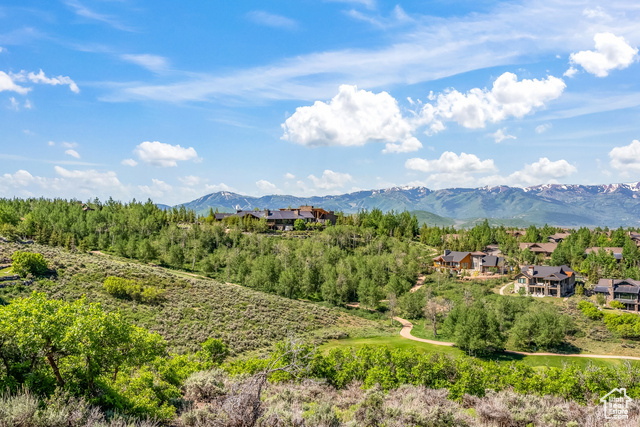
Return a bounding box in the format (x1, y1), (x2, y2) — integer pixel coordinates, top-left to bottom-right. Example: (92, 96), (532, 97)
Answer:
(173, 182), (640, 227)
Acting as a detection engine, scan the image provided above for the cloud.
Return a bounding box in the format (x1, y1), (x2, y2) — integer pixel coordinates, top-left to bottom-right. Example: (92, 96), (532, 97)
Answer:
(0, 170), (37, 187)
(121, 54), (169, 73)
(405, 152), (496, 174)
(178, 175), (201, 186)
(247, 11), (298, 30)
(61, 142), (78, 148)
(582, 7), (611, 20)
(569, 33), (638, 77)
(256, 179), (279, 193)
(535, 123), (552, 134)
(507, 157), (577, 186)
(8, 97), (19, 110)
(133, 141), (199, 167)
(430, 72), (565, 130)
(282, 84), (421, 153)
(0, 71), (30, 94)
(490, 128), (516, 143)
(64, 0), (133, 31)
(108, 0), (628, 105)
(138, 179), (173, 198)
(65, 149), (80, 159)
(609, 140), (640, 173)
(121, 158), (138, 167)
(10, 70), (79, 93)
(308, 170), (353, 190)
(284, 172), (296, 180)
(53, 166), (124, 194)
(563, 67), (578, 78)
(203, 183), (233, 193)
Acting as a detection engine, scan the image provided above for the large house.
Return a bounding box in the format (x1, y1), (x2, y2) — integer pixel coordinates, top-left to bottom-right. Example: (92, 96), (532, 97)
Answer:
(519, 242), (558, 258)
(514, 265), (575, 297)
(433, 250), (506, 274)
(215, 205), (336, 230)
(594, 279), (640, 312)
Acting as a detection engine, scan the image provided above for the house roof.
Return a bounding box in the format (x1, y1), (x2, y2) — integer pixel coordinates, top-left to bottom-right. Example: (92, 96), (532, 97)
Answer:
(481, 255), (504, 267)
(519, 242), (558, 253)
(519, 265), (574, 281)
(595, 278), (640, 294)
(435, 251), (470, 263)
(585, 247), (623, 260)
(548, 232), (570, 240)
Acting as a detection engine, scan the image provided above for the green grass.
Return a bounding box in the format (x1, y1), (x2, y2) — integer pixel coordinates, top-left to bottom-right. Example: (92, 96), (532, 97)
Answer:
(0, 267), (14, 277)
(320, 332), (638, 369)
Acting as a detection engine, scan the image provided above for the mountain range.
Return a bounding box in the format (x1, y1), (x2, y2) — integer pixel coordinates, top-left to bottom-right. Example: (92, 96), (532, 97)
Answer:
(168, 182), (640, 228)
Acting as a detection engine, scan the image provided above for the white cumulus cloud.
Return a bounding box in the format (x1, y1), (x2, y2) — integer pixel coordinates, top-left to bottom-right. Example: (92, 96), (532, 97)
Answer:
(53, 166), (124, 193)
(256, 179), (279, 193)
(490, 128), (516, 143)
(609, 140), (640, 173)
(405, 152), (496, 174)
(506, 157), (577, 186)
(308, 170), (353, 190)
(11, 70), (79, 93)
(0, 71), (30, 94)
(133, 141), (199, 167)
(121, 158), (138, 167)
(139, 179), (173, 198)
(430, 72), (566, 130)
(569, 33), (638, 77)
(282, 84), (421, 154)
(284, 172), (296, 180)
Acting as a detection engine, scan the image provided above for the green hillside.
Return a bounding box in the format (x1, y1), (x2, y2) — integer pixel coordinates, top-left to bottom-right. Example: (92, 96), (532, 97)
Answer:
(0, 243), (384, 355)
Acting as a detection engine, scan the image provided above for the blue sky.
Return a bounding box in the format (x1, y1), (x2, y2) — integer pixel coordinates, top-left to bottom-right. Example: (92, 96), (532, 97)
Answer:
(0, 0), (639, 205)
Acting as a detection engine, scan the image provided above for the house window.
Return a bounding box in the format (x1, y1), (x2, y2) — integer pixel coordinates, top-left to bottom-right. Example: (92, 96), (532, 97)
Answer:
(518, 278), (526, 284)
(615, 293), (636, 300)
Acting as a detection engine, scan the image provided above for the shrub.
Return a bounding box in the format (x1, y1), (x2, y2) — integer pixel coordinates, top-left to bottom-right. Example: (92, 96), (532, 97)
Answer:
(183, 369), (227, 402)
(201, 338), (229, 365)
(610, 300), (626, 309)
(11, 251), (48, 277)
(103, 276), (165, 304)
(577, 300), (603, 320)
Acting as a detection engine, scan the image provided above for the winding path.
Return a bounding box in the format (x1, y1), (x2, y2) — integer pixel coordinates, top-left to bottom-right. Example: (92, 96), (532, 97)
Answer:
(393, 316), (640, 361)
(499, 283), (510, 295)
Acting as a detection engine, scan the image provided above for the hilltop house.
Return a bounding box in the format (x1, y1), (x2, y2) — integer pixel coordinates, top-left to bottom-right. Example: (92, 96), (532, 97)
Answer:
(514, 265), (575, 297)
(584, 247), (623, 261)
(433, 250), (506, 274)
(519, 242), (558, 258)
(547, 232), (570, 243)
(214, 205), (336, 230)
(594, 279), (640, 312)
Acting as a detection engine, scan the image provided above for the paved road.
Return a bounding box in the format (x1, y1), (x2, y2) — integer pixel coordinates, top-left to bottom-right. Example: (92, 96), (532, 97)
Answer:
(393, 316), (640, 361)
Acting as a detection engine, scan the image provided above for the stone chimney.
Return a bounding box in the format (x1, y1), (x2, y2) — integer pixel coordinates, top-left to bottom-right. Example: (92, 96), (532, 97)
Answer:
(444, 249), (451, 256)
(609, 279), (615, 300)
(264, 209), (270, 216)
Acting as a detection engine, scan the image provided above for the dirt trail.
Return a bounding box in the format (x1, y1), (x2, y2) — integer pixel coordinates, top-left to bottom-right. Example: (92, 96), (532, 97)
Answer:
(499, 283), (510, 295)
(393, 316), (640, 361)
(409, 274), (426, 293)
